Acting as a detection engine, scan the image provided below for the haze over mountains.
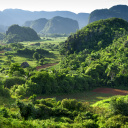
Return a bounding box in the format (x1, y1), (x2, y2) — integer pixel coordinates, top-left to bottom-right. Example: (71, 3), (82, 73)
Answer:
(89, 5), (128, 23)
(23, 16), (79, 34)
(23, 18), (48, 33)
(1, 5), (128, 34)
(0, 9), (89, 32)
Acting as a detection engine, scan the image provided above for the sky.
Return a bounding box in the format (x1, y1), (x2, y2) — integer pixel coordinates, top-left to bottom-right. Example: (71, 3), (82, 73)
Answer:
(1, 0), (128, 13)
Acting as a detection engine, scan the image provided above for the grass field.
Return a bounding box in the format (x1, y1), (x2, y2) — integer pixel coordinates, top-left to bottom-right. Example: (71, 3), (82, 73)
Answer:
(38, 91), (114, 104)
(35, 87), (128, 106)
(1, 87), (128, 113)
(0, 90), (113, 107)
(0, 37), (66, 69)
(21, 37), (67, 46)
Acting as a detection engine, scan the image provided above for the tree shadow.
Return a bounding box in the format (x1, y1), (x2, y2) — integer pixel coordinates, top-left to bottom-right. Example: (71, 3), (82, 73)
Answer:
(0, 60), (4, 63)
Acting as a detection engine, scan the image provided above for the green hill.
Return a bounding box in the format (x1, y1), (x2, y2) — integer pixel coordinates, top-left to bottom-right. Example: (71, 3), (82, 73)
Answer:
(89, 5), (128, 23)
(23, 18), (48, 33)
(60, 18), (128, 88)
(60, 18), (128, 55)
(40, 16), (79, 34)
(4, 24), (40, 43)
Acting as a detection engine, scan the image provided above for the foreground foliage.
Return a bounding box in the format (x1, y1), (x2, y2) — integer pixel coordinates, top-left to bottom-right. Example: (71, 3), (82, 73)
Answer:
(0, 95), (128, 127)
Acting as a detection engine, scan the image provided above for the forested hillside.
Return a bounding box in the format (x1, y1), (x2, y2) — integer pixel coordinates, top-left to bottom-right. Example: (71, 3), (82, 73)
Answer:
(89, 5), (128, 23)
(60, 18), (128, 54)
(23, 18), (48, 33)
(4, 24), (40, 43)
(40, 16), (79, 34)
(60, 18), (128, 88)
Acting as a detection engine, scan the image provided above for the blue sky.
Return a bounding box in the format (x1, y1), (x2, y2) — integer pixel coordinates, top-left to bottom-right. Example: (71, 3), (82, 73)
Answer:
(1, 0), (128, 13)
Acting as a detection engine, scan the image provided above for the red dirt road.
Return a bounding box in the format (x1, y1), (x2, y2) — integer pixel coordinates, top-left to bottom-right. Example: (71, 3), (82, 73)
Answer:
(0, 51), (5, 53)
(36, 63), (58, 70)
(92, 88), (128, 95)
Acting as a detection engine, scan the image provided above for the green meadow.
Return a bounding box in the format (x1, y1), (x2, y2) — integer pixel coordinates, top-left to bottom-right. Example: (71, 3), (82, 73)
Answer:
(0, 37), (66, 69)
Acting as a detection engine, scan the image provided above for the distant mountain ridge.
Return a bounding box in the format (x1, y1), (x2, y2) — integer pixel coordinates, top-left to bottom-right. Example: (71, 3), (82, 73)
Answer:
(23, 18), (48, 33)
(0, 9), (89, 29)
(40, 16), (79, 34)
(89, 5), (128, 23)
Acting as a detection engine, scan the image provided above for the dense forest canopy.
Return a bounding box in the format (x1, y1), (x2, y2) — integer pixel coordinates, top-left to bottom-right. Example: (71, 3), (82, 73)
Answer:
(60, 18), (128, 89)
(60, 18), (128, 55)
(4, 24), (40, 43)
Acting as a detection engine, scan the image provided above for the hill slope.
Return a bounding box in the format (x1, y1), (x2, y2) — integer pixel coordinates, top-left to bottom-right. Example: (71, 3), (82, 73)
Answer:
(89, 5), (128, 23)
(40, 16), (79, 34)
(61, 18), (128, 55)
(4, 24), (40, 43)
(60, 18), (128, 88)
(23, 18), (48, 33)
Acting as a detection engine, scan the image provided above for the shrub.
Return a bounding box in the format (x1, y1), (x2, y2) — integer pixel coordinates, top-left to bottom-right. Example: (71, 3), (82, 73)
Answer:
(0, 107), (9, 118)
(40, 98), (57, 108)
(61, 99), (82, 111)
(52, 106), (72, 118)
(15, 85), (26, 97)
(34, 104), (52, 118)
(28, 94), (37, 104)
(82, 119), (98, 128)
(16, 101), (34, 120)
(74, 112), (97, 123)
(25, 81), (42, 95)
(9, 63), (25, 76)
(110, 96), (128, 116)
(0, 87), (10, 98)
(56, 117), (73, 123)
(0, 81), (10, 97)
(103, 115), (128, 128)
(3, 77), (25, 88)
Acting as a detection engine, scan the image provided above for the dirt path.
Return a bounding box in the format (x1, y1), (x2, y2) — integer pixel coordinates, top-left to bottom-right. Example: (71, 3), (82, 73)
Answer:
(36, 63), (58, 70)
(0, 51), (5, 53)
(92, 88), (128, 95)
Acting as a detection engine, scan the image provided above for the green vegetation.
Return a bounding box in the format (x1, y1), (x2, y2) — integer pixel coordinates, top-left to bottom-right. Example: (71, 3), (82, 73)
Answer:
(4, 24), (40, 43)
(0, 32), (5, 40)
(1, 94), (128, 127)
(1, 17), (128, 127)
(60, 18), (128, 89)
(60, 18), (128, 54)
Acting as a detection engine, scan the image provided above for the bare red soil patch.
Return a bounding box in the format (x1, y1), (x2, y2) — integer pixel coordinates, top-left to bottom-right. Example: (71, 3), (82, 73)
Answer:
(36, 63), (58, 70)
(92, 88), (128, 95)
(0, 51), (5, 53)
